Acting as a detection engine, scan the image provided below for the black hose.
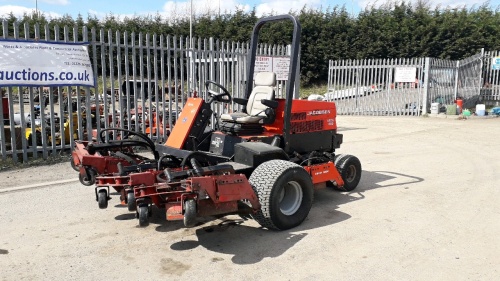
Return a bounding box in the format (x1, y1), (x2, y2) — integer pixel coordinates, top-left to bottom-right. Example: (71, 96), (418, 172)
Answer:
(190, 158), (204, 176)
(158, 154), (168, 170)
(156, 171), (168, 183)
(157, 154), (181, 170)
(99, 128), (158, 160)
(180, 151), (210, 169)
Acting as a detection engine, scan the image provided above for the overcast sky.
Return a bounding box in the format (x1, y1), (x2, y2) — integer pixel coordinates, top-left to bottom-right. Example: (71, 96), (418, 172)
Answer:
(0, 0), (496, 20)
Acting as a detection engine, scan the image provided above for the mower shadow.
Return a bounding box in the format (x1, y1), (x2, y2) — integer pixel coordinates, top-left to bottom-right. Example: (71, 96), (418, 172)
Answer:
(168, 170), (424, 264)
(113, 205), (188, 231)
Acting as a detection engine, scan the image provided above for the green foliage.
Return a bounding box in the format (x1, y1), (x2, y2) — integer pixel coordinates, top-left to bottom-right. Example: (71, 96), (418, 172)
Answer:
(1, 1), (500, 86)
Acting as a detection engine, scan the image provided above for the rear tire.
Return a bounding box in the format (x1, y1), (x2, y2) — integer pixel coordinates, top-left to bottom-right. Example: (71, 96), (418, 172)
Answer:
(334, 154), (362, 192)
(249, 160), (314, 230)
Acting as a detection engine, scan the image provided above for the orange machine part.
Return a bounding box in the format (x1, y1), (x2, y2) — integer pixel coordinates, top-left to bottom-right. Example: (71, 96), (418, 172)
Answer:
(165, 97), (204, 149)
(304, 161), (344, 186)
(264, 99), (338, 134)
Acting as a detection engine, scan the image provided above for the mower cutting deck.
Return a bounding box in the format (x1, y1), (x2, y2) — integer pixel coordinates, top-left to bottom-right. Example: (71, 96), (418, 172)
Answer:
(72, 128), (159, 210)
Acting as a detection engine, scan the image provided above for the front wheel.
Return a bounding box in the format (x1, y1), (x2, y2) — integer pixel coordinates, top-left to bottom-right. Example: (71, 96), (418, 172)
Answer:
(249, 160), (314, 230)
(97, 189), (108, 209)
(126, 190), (136, 212)
(79, 169), (96, 186)
(138, 204), (149, 227)
(183, 199), (197, 227)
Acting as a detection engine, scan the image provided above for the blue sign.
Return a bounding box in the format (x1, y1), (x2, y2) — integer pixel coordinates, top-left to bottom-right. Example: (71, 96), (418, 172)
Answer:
(492, 56), (500, 70)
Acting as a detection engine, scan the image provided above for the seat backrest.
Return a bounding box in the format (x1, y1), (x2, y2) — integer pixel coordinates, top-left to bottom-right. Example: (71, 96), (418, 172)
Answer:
(246, 72), (276, 116)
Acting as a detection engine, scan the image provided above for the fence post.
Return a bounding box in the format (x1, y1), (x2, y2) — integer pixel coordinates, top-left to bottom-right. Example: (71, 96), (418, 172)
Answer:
(454, 60), (460, 100)
(478, 48), (485, 96)
(422, 57), (430, 115)
(355, 61), (360, 113)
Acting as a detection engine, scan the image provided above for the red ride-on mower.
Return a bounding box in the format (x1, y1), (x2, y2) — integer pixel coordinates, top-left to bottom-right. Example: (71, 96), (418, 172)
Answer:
(71, 128), (160, 210)
(121, 15), (362, 229)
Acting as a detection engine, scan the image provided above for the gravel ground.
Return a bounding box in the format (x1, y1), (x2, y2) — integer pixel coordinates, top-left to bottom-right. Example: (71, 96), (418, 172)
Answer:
(0, 115), (499, 280)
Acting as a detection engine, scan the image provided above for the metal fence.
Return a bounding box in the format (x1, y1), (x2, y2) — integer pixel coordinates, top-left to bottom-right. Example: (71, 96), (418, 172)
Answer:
(327, 58), (424, 116)
(328, 49), (500, 116)
(480, 50), (500, 102)
(426, 51), (483, 113)
(0, 21), (289, 164)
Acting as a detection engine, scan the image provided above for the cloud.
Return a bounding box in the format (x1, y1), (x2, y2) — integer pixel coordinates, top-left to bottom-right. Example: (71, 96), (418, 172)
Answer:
(255, 0), (323, 16)
(40, 0), (70, 5)
(0, 5), (33, 17)
(162, 0), (250, 20)
(0, 5), (62, 18)
(87, 9), (104, 18)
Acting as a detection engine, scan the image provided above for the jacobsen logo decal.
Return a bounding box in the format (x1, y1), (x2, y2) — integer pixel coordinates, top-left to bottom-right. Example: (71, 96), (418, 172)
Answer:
(211, 137), (223, 148)
(308, 110), (330, 116)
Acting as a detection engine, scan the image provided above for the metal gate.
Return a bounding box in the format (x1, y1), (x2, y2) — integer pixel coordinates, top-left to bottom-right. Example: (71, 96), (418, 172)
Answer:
(327, 58), (424, 116)
(425, 51), (483, 113)
(479, 50), (500, 104)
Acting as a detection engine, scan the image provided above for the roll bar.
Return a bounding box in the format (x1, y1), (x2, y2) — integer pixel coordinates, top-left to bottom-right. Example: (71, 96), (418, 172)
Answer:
(245, 14), (301, 154)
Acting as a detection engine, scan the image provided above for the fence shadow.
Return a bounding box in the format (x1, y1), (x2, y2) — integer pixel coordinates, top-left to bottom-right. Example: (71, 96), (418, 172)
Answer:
(164, 170), (424, 265)
(337, 126), (367, 132)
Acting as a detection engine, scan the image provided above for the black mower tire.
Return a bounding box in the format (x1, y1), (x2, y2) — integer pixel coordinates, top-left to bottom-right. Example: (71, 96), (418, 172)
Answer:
(79, 169), (96, 186)
(249, 160), (314, 230)
(183, 199), (197, 227)
(126, 190), (136, 212)
(70, 157), (79, 172)
(334, 154), (362, 192)
(97, 190), (108, 209)
(138, 204), (149, 227)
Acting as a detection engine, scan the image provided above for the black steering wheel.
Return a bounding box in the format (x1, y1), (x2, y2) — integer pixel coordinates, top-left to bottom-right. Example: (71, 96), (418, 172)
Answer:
(205, 80), (232, 104)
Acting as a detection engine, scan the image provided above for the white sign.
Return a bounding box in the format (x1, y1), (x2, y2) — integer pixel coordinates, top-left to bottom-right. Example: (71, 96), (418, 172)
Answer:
(254, 56), (273, 73)
(0, 40), (95, 87)
(272, 57), (290, 80)
(255, 56), (291, 81)
(394, 67), (417, 83)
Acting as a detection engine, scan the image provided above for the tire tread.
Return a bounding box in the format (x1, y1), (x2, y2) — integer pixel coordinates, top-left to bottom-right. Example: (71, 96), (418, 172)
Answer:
(249, 160), (311, 230)
(336, 154), (362, 191)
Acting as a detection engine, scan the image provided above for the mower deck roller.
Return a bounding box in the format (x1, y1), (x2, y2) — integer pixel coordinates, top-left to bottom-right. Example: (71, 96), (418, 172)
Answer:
(71, 14), (362, 230)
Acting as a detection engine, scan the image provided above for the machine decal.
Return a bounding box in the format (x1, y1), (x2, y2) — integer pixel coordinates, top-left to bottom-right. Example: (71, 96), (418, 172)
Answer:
(308, 109), (330, 116)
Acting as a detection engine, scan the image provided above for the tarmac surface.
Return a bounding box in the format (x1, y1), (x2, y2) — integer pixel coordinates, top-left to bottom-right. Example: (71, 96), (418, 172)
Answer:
(0, 115), (499, 280)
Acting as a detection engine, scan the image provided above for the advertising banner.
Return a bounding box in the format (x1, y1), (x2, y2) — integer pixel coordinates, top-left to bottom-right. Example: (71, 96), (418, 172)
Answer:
(0, 40), (95, 87)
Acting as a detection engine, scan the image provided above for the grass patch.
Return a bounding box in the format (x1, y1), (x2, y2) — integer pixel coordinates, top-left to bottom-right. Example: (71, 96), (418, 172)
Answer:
(0, 153), (70, 172)
(299, 83), (328, 99)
